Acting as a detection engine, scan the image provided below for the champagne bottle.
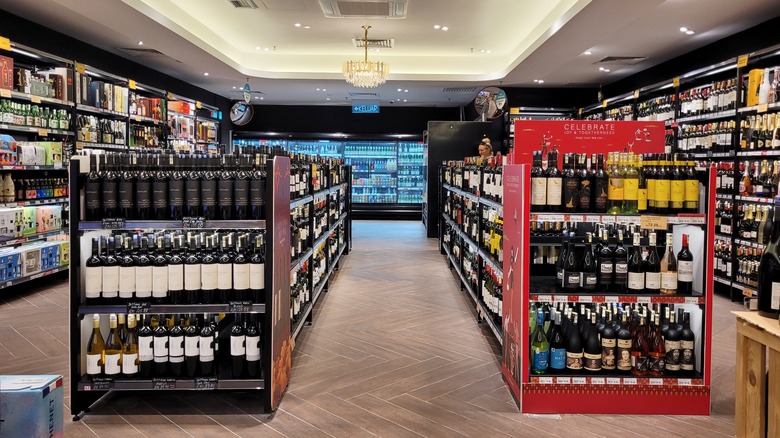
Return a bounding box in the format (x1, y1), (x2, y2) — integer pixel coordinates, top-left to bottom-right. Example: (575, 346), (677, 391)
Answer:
(758, 201), (780, 317)
(660, 234), (678, 295)
(86, 314), (106, 378)
(122, 314), (139, 378)
(677, 234), (694, 295)
(530, 309), (549, 374)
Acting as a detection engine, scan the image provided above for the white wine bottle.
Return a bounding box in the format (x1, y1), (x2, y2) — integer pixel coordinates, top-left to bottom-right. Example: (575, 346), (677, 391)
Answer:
(104, 313), (123, 377)
(86, 314), (106, 378)
(122, 314), (139, 378)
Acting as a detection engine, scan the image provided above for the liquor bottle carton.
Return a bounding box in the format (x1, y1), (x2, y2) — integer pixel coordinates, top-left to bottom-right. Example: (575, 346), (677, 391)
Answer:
(0, 375), (64, 438)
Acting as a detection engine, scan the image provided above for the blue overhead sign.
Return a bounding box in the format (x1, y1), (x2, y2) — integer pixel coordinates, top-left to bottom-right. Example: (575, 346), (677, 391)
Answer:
(352, 104), (380, 114)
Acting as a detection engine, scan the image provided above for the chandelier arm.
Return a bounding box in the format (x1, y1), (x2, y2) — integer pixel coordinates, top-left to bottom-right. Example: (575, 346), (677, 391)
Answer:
(363, 25), (369, 62)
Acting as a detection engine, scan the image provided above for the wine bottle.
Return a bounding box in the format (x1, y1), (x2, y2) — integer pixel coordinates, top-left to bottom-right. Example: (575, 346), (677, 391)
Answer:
(249, 233), (266, 303)
(660, 234), (678, 295)
(218, 155), (235, 220)
(185, 155), (202, 218)
(168, 236), (185, 305)
(684, 155), (699, 213)
(563, 232), (580, 290)
(627, 232), (644, 294)
(135, 236), (153, 302)
(86, 314), (106, 378)
(598, 229), (613, 291)
(201, 235), (218, 304)
(137, 315), (154, 378)
(607, 152), (624, 214)
(679, 312), (696, 376)
(199, 313), (216, 376)
(565, 313), (583, 373)
(117, 313), (128, 346)
(245, 314), (262, 378)
(594, 154), (608, 213)
(152, 315), (169, 377)
(580, 232), (597, 291)
(168, 315), (185, 378)
(545, 151), (563, 212)
(758, 201), (780, 317)
(151, 236), (169, 304)
(630, 316), (649, 376)
(583, 313), (602, 374)
(117, 154), (135, 219)
(562, 154), (580, 212)
(670, 154), (685, 213)
(198, 156), (217, 219)
(168, 155), (184, 220)
(677, 234), (694, 295)
(623, 153), (639, 214)
(530, 151), (547, 211)
(85, 237), (102, 305)
(235, 155), (251, 220)
(530, 309), (549, 374)
(664, 311), (681, 374)
(122, 314), (139, 378)
(85, 154), (101, 221)
(556, 232), (568, 289)
(601, 312), (617, 372)
(644, 232), (661, 294)
(613, 229), (628, 293)
(231, 314), (247, 378)
(648, 313), (666, 377)
(118, 237), (136, 303)
(250, 153), (268, 220)
(184, 235), (202, 305)
(103, 313), (123, 377)
(233, 235), (250, 301)
(184, 314), (200, 378)
(102, 237), (119, 304)
(102, 154), (118, 218)
(616, 313), (632, 374)
(217, 235), (233, 303)
(152, 154), (169, 220)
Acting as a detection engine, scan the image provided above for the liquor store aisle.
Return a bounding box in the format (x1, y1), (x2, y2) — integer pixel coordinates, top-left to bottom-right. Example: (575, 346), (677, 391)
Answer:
(0, 221), (743, 437)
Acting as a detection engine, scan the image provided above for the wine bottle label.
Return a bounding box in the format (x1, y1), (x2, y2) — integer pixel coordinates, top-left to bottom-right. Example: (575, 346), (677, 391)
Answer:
(122, 352), (138, 374)
(104, 352), (121, 375)
(594, 181), (608, 210)
(86, 353), (102, 375)
(628, 272), (644, 290)
(154, 337), (168, 356)
(661, 272), (678, 290)
(169, 337), (184, 357)
(201, 264), (218, 290)
(246, 335), (261, 361)
(136, 266), (152, 295)
(102, 266), (119, 297)
(531, 348), (549, 371)
(201, 179), (217, 206)
(185, 336), (199, 356)
(670, 180), (685, 206)
(234, 180), (249, 206)
(582, 273), (598, 287)
(170, 355), (184, 364)
(135, 181), (151, 209)
(218, 264), (232, 290)
(546, 177), (562, 206)
(645, 272), (661, 290)
(655, 180), (670, 207)
(168, 265), (184, 291)
(184, 264), (201, 291)
(102, 182), (117, 209)
(608, 177), (624, 201)
(638, 188), (648, 211)
(648, 353), (666, 374)
(234, 264), (250, 290)
(168, 180), (184, 207)
(139, 337), (153, 361)
(617, 339), (632, 371)
(623, 178), (638, 201)
(85, 182), (101, 209)
(631, 352), (649, 372)
(583, 352), (602, 372)
(565, 273), (581, 289)
(85, 266), (102, 298)
(664, 340), (681, 371)
(530, 177), (547, 206)
(185, 180), (201, 206)
(564, 178), (579, 208)
(152, 181), (167, 209)
(119, 266), (136, 297)
(600, 262), (613, 273)
(250, 263), (265, 290)
(772, 282), (780, 310)
(549, 347), (566, 370)
(250, 179), (265, 206)
(118, 182), (133, 209)
(231, 335), (246, 356)
(601, 338), (616, 370)
(565, 351), (583, 370)
(152, 266), (168, 297)
(680, 340), (695, 371)
(685, 179), (698, 202)
(678, 261), (694, 282)
(199, 335), (214, 361)
(218, 180), (233, 206)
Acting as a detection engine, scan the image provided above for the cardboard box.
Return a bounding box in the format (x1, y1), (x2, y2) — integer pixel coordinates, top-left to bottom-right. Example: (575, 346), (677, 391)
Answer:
(59, 241), (70, 266)
(21, 246), (41, 276)
(5, 251), (22, 279)
(0, 207), (21, 239)
(0, 54), (13, 90)
(0, 375), (64, 438)
(168, 100), (192, 115)
(0, 134), (17, 166)
(22, 207), (37, 237)
(747, 68), (764, 107)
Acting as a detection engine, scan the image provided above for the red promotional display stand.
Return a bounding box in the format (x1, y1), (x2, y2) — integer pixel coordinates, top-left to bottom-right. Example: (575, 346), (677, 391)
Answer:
(501, 120), (714, 414)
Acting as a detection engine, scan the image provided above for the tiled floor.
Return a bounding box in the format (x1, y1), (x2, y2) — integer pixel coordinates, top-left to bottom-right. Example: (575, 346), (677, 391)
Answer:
(0, 221), (742, 437)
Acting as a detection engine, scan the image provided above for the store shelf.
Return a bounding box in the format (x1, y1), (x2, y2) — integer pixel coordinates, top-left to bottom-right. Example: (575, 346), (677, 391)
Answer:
(0, 164), (65, 171)
(291, 302), (313, 341)
(329, 183), (347, 194)
(0, 229), (66, 249)
(479, 196), (503, 212)
(734, 238), (766, 249)
(527, 375), (704, 387)
(290, 195), (313, 209)
(129, 115), (165, 125)
(167, 110), (195, 119)
(736, 149), (780, 157)
(78, 219), (265, 231)
(529, 293), (704, 305)
(291, 248), (313, 271)
(714, 275), (732, 287)
(528, 212), (706, 225)
(733, 282), (757, 297)
(76, 104), (128, 118)
(78, 302), (265, 315)
(0, 123), (74, 137)
(676, 110), (735, 123)
(344, 155), (396, 159)
(167, 137), (195, 143)
(76, 141), (127, 151)
(738, 102), (780, 113)
(714, 233), (731, 241)
(398, 187), (424, 190)
(716, 193), (732, 200)
(479, 248), (502, 274)
(350, 170), (398, 174)
(442, 183), (478, 202)
(77, 377), (263, 391)
(691, 152), (735, 159)
(293, 244), (346, 342)
(352, 185), (396, 188)
(0, 197), (68, 207)
(735, 195), (776, 204)
(0, 265), (68, 291)
(4, 90), (74, 107)
(196, 140), (218, 145)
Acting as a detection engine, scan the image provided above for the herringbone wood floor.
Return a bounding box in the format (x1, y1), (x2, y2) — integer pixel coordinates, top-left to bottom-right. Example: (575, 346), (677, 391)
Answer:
(0, 221), (741, 437)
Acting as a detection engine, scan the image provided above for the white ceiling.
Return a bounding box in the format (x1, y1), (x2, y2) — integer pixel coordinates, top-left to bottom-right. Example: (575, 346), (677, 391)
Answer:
(1, 0), (778, 107)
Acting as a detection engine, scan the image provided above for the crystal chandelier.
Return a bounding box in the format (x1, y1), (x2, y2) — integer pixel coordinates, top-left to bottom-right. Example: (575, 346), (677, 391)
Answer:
(343, 25), (389, 88)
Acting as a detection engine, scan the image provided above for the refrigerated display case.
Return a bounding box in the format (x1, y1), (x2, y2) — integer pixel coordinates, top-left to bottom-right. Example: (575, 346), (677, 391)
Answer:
(397, 141), (425, 203)
(344, 141), (398, 204)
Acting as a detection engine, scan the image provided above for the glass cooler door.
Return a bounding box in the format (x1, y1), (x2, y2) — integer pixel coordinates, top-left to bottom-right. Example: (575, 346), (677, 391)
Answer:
(344, 141), (398, 203)
(397, 141), (425, 203)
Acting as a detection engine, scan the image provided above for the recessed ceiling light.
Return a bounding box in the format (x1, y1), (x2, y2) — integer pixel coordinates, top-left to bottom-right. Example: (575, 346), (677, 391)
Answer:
(260, 97), (263, 100)
(599, 67), (605, 71)
(326, 98), (331, 101)
(538, 80), (544, 84)
(254, 96), (258, 99)
(404, 89), (408, 92)
(442, 26), (448, 31)
(403, 99), (407, 102)
(433, 25), (440, 29)
(316, 88), (320, 91)
(397, 88), (402, 92)
(686, 30), (695, 35)
(232, 86), (237, 89)
(680, 27), (688, 32)
(264, 48), (270, 51)
(304, 25), (311, 29)
(583, 50), (592, 55)
(137, 41), (144, 46)
(603, 68), (611, 72)
(256, 46), (260, 50)
(479, 49), (485, 53)
(486, 50), (491, 54)
(294, 23), (301, 27)
(323, 89), (326, 92)
(203, 72), (209, 76)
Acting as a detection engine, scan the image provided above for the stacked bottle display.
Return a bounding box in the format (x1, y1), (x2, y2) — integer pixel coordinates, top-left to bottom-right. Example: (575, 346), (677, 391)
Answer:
(529, 303), (698, 377)
(636, 95), (676, 122)
(530, 150), (700, 214)
(739, 114), (780, 151)
(291, 260), (310, 327)
(0, 100), (70, 130)
(677, 120), (736, 154)
(83, 151), (268, 222)
(85, 312), (262, 380)
(76, 115), (125, 145)
(480, 205), (503, 266)
(481, 263), (503, 326)
(129, 124), (165, 149)
(84, 230), (266, 305)
(2, 176), (68, 202)
(291, 203), (311, 260)
(604, 105), (633, 121)
(713, 237), (733, 279)
(736, 160), (780, 198)
(678, 79), (738, 117)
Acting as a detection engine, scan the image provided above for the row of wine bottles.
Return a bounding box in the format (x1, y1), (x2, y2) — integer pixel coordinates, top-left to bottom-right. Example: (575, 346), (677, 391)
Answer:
(530, 302), (697, 376)
(85, 230), (266, 305)
(556, 229), (695, 295)
(85, 313), (262, 379)
(677, 120), (736, 154)
(716, 202), (775, 244)
(530, 150), (700, 215)
(457, 155), (505, 203)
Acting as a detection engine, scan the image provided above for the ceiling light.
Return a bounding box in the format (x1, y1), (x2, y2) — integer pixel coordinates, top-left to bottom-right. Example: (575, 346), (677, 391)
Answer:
(403, 99), (407, 102)
(603, 68), (611, 72)
(404, 89), (408, 92)
(232, 86), (237, 89)
(137, 41), (144, 46)
(538, 80), (544, 84)
(583, 50), (592, 55)
(254, 96), (258, 99)
(260, 97), (264, 100)
(686, 30), (695, 35)
(326, 98), (331, 101)
(264, 48), (270, 51)
(316, 88), (320, 91)
(343, 25), (389, 88)
(304, 25), (311, 29)
(295, 23), (301, 27)
(203, 72), (209, 76)
(533, 79), (539, 83)
(442, 26), (448, 31)
(434, 25), (440, 29)
(323, 89), (326, 92)
(256, 46), (260, 50)
(486, 50), (491, 54)
(397, 88), (402, 92)
(599, 67), (605, 71)
(10, 47), (40, 59)
(680, 27), (688, 32)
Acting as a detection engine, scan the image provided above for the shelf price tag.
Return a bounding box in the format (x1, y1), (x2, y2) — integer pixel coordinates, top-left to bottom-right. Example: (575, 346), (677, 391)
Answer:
(572, 377), (587, 385)
(605, 296), (619, 303)
(633, 89), (640, 99)
(553, 295), (568, 304)
(737, 54), (749, 68)
(640, 215), (668, 231)
(556, 377), (571, 384)
(509, 107), (520, 115)
(182, 216), (206, 228)
(538, 377), (553, 384)
(91, 377), (114, 390)
(127, 302), (152, 314)
(196, 101), (202, 109)
(152, 378), (177, 390)
(37, 128), (48, 137)
(649, 378), (664, 386)
(578, 108), (583, 116)
(195, 377), (218, 390)
(677, 378), (692, 386)
(606, 377), (621, 385)
(637, 296), (651, 304)
(0, 36), (10, 51)
(29, 95), (41, 104)
(758, 103), (769, 114)
(685, 296), (700, 304)
(102, 218), (126, 229)
(76, 63), (86, 74)
(228, 301), (253, 312)
(623, 378), (637, 385)
(128, 79), (136, 90)
(0, 89), (10, 98)
(579, 296), (593, 303)
(673, 77), (680, 88)
(602, 100), (608, 108)
(536, 295), (552, 303)
(591, 377), (605, 385)
(135, 115), (142, 122)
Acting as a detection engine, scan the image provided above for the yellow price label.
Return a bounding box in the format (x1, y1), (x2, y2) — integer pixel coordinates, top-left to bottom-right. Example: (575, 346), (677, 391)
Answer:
(76, 63), (86, 74)
(0, 89), (11, 98)
(30, 96), (41, 104)
(633, 89), (640, 99)
(509, 107), (520, 115)
(673, 77), (680, 88)
(196, 101), (202, 109)
(135, 115), (142, 122)
(737, 54), (749, 68)
(758, 103), (769, 113)
(128, 79), (136, 90)
(0, 36), (10, 51)
(75, 142), (84, 151)
(640, 215), (668, 231)
(166, 92), (174, 100)
(602, 100), (608, 108)
(37, 128), (48, 137)
(578, 108), (583, 115)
